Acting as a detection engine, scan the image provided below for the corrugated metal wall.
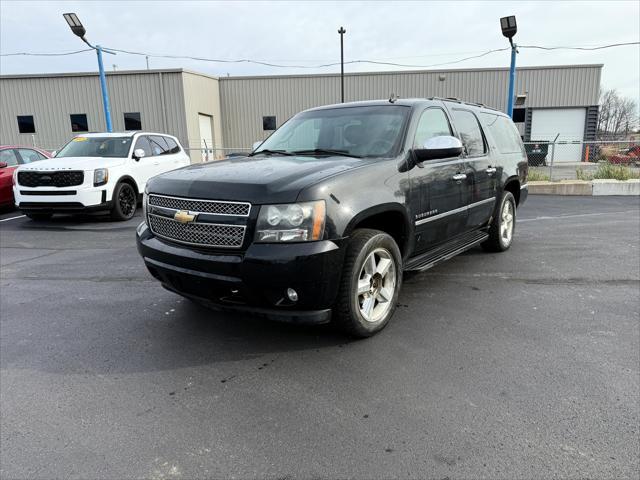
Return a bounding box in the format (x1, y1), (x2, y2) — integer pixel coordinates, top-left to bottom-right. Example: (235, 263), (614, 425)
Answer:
(219, 65), (602, 148)
(0, 70), (189, 151)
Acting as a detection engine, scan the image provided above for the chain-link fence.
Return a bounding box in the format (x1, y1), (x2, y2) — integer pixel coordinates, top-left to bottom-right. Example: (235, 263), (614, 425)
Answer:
(524, 140), (640, 181)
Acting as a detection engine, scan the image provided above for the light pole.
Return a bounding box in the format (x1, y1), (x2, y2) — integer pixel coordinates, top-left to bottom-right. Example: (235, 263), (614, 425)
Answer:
(63, 13), (115, 132)
(500, 15), (518, 118)
(338, 26), (346, 103)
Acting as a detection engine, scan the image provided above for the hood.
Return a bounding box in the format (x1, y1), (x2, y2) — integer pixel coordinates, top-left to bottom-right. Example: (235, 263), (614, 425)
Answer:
(18, 156), (126, 171)
(148, 155), (369, 204)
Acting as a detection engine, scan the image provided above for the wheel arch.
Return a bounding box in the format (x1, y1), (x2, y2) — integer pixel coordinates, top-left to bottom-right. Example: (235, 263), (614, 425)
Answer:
(344, 203), (412, 257)
(503, 176), (521, 206)
(113, 175), (140, 197)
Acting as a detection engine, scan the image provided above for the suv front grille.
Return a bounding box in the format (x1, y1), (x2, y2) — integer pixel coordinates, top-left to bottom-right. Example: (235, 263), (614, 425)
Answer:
(18, 171), (84, 188)
(148, 194), (250, 216)
(148, 214), (246, 248)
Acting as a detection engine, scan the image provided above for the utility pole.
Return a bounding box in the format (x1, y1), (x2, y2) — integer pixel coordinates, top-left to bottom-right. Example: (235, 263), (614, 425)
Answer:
(500, 16), (518, 118)
(146, 55), (150, 70)
(63, 13), (115, 132)
(338, 26), (346, 103)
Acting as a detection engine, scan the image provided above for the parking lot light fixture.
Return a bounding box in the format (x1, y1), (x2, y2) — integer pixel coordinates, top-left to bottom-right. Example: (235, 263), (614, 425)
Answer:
(500, 15), (518, 119)
(62, 13), (114, 132)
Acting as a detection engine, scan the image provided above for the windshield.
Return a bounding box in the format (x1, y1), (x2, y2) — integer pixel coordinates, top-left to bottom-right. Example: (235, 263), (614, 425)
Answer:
(255, 105), (410, 158)
(56, 136), (133, 158)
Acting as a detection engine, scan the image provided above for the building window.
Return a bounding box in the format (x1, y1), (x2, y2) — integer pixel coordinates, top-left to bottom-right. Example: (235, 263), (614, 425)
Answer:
(512, 108), (526, 123)
(124, 112), (142, 130)
(70, 114), (89, 132)
(262, 116), (276, 131)
(17, 115), (36, 134)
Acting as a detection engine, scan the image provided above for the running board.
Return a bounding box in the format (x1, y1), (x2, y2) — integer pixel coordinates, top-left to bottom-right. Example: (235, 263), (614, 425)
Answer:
(404, 230), (489, 272)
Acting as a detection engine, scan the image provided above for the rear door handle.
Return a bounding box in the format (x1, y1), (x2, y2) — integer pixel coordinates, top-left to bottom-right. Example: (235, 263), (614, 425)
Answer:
(452, 173), (467, 181)
(486, 167), (497, 174)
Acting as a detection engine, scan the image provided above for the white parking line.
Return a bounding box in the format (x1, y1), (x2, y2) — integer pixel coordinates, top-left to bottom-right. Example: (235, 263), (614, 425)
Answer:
(519, 210), (638, 223)
(0, 215), (26, 223)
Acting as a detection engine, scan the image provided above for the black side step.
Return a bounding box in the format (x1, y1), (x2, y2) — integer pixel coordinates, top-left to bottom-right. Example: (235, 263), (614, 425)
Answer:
(404, 230), (489, 272)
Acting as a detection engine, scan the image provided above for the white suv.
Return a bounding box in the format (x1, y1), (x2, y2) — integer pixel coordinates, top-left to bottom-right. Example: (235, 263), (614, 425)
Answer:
(13, 132), (190, 221)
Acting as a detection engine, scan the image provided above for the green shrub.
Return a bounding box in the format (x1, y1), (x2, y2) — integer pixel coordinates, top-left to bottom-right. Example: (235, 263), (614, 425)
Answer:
(591, 163), (640, 181)
(528, 169), (550, 181)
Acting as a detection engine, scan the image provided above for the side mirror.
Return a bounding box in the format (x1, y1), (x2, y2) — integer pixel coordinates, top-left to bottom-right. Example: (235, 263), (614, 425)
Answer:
(133, 148), (146, 160)
(252, 141), (262, 152)
(0, 162), (7, 169)
(414, 136), (463, 162)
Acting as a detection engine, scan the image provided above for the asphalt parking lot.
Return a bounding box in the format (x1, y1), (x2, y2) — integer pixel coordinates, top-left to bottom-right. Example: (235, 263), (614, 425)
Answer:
(1, 195), (638, 479)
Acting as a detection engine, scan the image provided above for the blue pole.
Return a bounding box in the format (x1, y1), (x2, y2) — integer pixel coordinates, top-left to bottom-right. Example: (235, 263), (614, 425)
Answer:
(507, 43), (517, 118)
(95, 45), (113, 132)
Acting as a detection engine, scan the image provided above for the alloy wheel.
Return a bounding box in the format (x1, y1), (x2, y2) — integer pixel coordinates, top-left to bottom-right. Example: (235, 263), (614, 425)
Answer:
(355, 248), (397, 323)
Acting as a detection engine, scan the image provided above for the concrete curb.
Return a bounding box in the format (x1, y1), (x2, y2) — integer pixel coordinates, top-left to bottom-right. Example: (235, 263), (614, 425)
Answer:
(529, 179), (640, 196)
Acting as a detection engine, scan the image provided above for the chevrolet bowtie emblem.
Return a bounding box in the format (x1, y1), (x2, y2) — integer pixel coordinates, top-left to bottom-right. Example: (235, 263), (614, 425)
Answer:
(174, 210), (196, 224)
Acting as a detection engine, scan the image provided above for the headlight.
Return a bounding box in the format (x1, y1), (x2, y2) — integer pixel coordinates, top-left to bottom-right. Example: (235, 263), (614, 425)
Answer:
(12, 168), (19, 186)
(255, 200), (325, 243)
(93, 168), (109, 186)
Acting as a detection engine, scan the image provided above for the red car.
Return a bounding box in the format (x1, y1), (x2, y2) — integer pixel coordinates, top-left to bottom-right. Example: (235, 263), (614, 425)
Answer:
(0, 146), (51, 207)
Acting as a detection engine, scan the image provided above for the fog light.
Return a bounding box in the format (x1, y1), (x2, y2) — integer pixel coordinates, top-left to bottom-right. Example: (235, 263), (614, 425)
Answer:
(286, 288), (298, 302)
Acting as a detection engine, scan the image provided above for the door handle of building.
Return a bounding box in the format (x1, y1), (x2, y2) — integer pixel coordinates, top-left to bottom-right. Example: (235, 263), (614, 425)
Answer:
(452, 173), (467, 181)
(486, 167), (497, 174)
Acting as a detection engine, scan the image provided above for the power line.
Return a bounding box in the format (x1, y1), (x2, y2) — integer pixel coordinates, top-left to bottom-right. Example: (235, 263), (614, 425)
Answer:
(1, 42), (637, 69)
(519, 41), (640, 51)
(0, 48), (93, 57)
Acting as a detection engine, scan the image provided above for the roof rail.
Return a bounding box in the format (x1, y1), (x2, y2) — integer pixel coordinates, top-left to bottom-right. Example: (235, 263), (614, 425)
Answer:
(428, 96), (501, 112)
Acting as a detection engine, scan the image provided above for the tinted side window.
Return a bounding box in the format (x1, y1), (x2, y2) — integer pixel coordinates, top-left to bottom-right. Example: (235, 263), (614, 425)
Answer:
(149, 136), (169, 156)
(451, 109), (486, 156)
(133, 136), (152, 157)
(164, 137), (181, 154)
(0, 149), (19, 166)
(17, 148), (47, 163)
(481, 113), (522, 154)
(413, 108), (453, 148)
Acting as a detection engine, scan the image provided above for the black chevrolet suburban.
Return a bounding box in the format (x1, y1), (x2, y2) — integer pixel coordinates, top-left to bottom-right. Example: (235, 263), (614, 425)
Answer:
(136, 98), (528, 337)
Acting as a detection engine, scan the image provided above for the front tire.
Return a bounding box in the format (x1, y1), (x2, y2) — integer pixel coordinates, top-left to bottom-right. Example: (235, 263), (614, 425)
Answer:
(110, 182), (137, 221)
(333, 229), (402, 338)
(482, 190), (516, 252)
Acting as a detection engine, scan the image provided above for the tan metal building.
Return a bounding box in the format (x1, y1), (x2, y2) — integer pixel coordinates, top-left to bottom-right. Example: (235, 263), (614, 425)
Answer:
(1, 64), (602, 163)
(0, 69), (223, 163)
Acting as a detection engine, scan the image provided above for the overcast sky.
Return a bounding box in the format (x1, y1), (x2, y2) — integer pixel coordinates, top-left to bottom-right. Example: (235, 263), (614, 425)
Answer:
(1, 1), (638, 103)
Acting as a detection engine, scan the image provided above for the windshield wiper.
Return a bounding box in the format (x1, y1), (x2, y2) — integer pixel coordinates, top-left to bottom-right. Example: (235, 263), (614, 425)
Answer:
(292, 148), (362, 158)
(248, 149), (294, 157)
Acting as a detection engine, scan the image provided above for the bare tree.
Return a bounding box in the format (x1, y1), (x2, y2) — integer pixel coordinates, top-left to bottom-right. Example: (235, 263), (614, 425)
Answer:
(597, 88), (639, 140)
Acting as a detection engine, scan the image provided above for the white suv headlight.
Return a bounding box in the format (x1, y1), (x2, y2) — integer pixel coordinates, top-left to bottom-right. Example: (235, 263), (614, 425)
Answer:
(93, 168), (109, 186)
(255, 200), (325, 243)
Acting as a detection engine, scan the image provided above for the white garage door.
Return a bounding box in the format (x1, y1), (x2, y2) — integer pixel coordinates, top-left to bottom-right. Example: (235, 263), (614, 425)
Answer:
(531, 108), (586, 163)
(198, 114), (214, 162)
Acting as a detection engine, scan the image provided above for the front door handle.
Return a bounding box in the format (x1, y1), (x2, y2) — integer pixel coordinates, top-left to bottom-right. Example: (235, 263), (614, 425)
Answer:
(452, 173), (467, 181)
(486, 167), (497, 174)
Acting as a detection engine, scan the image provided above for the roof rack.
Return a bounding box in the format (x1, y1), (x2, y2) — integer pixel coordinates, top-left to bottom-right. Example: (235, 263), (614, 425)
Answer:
(427, 96), (501, 112)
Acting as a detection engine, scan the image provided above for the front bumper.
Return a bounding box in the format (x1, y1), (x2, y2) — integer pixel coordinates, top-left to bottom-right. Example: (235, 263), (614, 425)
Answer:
(14, 185), (110, 213)
(136, 222), (345, 324)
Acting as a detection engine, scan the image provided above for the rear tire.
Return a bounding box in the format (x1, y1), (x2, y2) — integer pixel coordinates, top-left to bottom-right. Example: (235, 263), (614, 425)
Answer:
(333, 229), (402, 338)
(110, 182), (137, 221)
(482, 191), (516, 252)
(26, 213), (52, 221)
